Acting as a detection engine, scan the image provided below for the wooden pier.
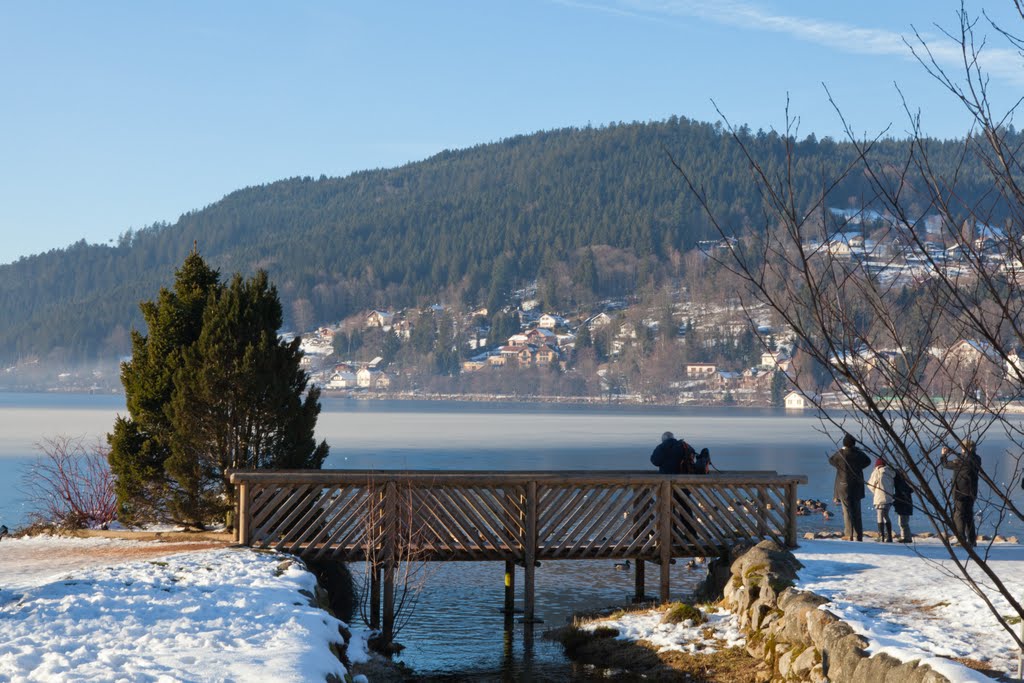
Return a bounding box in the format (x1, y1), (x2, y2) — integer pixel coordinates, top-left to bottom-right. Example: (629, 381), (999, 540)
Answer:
(229, 469), (807, 643)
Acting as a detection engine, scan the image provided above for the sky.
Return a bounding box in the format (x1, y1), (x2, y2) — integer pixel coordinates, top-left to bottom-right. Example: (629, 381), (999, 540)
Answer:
(1, 1), (1022, 265)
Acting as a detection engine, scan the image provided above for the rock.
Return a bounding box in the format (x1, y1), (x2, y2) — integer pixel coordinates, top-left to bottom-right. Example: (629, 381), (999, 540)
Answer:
(821, 620), (855, 649)
(822, 632), (868, 682)
(792, 645), (819, 679)
(806, 607), (839, 644)
(746, 636), (768, 659)
(883, 659), (950, 682)
(778, 588), (828, 611)
(777, 647), (796, 679)
(730, 540), (803, 588)
(853, 652), (902, 683)
(804, 532), (817, 540)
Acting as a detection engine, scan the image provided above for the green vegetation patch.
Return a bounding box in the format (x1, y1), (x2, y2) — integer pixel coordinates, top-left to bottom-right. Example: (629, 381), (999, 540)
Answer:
(662, 602), (707, 625)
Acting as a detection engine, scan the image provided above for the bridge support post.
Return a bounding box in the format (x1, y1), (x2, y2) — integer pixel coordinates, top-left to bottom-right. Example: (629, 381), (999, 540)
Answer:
(757, 486), (768, 537)
(633, 558), (645, 603)
(659, 480), (672, 603)
(370, 566), (381, 630)
(237, 483), (249, 545)
(523, 480), (537, 624)
(382, 481), (397, 645)
(785, 482), (798, 547)
(503, 560), (515, 625)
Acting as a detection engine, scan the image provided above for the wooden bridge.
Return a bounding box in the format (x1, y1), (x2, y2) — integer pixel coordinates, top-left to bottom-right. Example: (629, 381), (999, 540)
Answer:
(229, 469), (807, 643)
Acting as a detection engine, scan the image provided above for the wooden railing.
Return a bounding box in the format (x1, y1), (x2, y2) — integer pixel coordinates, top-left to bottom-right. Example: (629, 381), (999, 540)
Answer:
(229, 469), (807, 642)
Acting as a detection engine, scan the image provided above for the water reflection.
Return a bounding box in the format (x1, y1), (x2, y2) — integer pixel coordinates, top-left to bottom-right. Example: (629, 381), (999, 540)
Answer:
(381, 559), (708, 679)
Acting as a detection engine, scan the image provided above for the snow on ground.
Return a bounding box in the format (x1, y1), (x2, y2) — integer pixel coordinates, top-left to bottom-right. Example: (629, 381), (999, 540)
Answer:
(795, 538), (1024, 682)
(0, 536), (368, 682)
(580, 539), (1024, 682)
(583, 604), (745, 655)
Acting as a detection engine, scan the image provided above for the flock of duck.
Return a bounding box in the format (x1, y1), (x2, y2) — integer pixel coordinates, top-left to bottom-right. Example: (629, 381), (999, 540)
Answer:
(613, 557), (706, 571)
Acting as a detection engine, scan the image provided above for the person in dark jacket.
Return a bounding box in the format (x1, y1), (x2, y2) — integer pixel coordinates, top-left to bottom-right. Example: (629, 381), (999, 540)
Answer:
(941, 441), (981, 548)
(833, 465), (852, 539)
(892, 468), (914, 543)
(829, 433), (871, 541)
(650, 431), (700, 538)
(651, 430), (684, 473)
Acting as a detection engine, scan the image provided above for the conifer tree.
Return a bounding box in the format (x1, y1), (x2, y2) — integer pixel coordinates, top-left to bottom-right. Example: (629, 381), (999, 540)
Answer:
(108, 250), (220, 524)
(108, 251), (328, 528)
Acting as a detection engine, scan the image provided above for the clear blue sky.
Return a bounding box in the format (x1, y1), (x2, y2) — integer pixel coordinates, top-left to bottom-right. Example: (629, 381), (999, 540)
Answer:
(1, 1), (1020, 264)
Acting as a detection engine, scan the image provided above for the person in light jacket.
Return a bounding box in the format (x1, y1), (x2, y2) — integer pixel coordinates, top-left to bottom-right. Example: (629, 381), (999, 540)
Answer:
(868, 458), (895, 542)
(829, 433), (872, 542)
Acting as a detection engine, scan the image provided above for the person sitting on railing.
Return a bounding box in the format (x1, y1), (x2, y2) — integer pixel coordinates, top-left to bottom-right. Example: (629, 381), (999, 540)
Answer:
(650, 431), (692, 474)
(650, 431), (706, 539)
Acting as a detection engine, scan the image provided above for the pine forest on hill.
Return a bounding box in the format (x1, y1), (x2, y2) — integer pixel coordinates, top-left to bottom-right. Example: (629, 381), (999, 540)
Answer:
(0, 115), (1012, 366)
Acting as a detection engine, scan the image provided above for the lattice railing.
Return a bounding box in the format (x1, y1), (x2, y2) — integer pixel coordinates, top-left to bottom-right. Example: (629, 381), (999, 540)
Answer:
(230, 470), (806, 562)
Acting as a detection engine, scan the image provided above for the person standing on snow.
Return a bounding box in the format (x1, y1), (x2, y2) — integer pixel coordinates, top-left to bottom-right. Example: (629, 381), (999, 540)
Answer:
(893, 467), (914, 543)
(941, 441), (981, 548)
(829, 433), (871, 541)
(868, 458), (895, 542)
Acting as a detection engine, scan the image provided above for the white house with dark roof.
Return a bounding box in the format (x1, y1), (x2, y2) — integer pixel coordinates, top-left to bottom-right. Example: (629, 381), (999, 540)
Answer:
(784, 390), (817, 410)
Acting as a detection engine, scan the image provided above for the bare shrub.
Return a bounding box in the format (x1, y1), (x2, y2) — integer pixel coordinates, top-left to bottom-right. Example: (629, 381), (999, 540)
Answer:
(23, 436), (117, 529)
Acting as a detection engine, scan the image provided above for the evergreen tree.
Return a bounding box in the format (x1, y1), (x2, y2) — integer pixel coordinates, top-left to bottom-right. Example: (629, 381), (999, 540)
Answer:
(770, 370), (788, 406)
(166, 271), (328, 526)
(108, 252), (328, 528)
(108, 251), (220, 524)
(575, 323), (592, 349)
(573, 247), (598, 300)
(489, 311), (520, 348)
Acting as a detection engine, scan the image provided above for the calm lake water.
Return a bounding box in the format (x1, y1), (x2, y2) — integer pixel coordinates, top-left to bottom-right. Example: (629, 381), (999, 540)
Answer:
(2, 393), (1022, 678)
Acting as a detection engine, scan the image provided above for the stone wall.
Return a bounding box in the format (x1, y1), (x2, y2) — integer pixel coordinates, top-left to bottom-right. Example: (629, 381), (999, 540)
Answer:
(718, 540), (949, 683)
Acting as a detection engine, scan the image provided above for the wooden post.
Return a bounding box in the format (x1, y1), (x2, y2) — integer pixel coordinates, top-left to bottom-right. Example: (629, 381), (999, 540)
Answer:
(523, 480), (538, 624)
(633, 559), (646, 603)
(659, 480), (672, 603)
(382, 481), (397, 645)
(236, 482), (250, 545)
(503, 560), (516, 624)
(370, 566), (381, 630)
(785, 482), (798, 547)
(757, 486), (768, 538)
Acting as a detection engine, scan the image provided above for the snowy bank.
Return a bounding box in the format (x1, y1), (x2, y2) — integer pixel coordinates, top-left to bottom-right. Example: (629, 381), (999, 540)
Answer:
(0, 537), (368, 682)
(571, 538), (1024, 682)
(795, 538), (1024, 681)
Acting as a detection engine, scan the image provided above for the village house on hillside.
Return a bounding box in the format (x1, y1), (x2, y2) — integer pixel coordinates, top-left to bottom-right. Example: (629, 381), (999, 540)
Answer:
(365, 310), (395, 328)
(784, 390), (817, 410)
(686, 363), (717, 378)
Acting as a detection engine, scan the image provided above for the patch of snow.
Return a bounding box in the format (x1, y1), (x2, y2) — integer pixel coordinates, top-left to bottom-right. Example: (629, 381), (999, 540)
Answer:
(795, 538), (1024, 682)
(584, 605), (744, 655)
(0, 538), (364, 682)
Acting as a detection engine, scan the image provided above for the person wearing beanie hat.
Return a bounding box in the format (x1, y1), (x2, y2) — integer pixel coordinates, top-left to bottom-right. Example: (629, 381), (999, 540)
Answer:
(829, 433), (871, 541)
(868, 458), (895, 542)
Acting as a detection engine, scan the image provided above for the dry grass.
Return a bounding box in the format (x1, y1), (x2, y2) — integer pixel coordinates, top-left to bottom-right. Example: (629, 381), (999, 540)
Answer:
(947, 656), (1010, 681)
(348, 653), (414, 682)
(656, 646), (766, 682)
(547, 624), (762, 682)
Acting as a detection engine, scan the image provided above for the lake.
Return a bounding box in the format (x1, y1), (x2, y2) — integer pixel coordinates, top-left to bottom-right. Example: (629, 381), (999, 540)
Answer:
(1, 393), (1022, 677)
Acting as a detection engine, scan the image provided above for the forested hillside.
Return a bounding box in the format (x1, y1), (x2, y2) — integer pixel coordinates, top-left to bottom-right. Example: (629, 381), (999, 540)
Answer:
(0, 116), (1007, 364)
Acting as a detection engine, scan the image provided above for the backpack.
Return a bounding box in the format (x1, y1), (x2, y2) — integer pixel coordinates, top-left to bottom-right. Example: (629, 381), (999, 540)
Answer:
(694, 447), (711, 474)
